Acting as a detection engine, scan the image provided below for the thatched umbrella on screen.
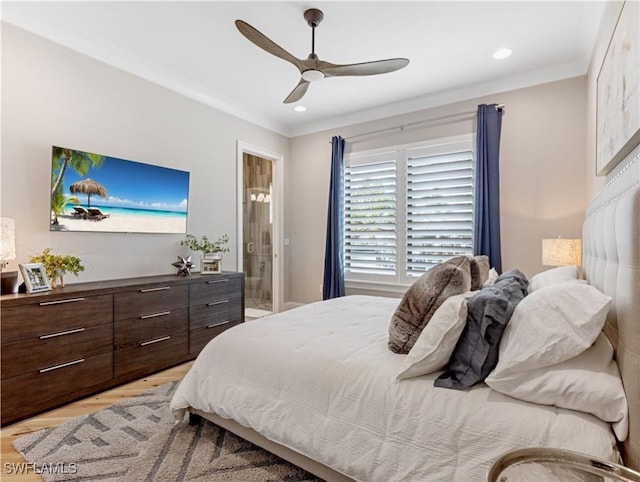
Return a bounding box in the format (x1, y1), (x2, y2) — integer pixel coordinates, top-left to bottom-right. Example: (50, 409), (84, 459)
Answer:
(69, 178), (107, 208)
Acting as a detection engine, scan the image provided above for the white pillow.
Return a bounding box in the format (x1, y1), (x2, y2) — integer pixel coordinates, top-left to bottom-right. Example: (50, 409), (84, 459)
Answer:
(528, 265), (581, 293)
(396, 292), (475, 379)
(482, 267), (499, 288)
(486, 334), (628, 441)
(491, 283), (611, 376)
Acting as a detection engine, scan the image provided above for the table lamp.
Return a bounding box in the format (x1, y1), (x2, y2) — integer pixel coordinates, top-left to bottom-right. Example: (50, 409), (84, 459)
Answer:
(1, 217), (18, 294)
(541, 237), (582, 267)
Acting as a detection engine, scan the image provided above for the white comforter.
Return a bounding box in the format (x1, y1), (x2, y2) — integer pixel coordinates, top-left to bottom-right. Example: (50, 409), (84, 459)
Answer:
(171, 295), (619, 481)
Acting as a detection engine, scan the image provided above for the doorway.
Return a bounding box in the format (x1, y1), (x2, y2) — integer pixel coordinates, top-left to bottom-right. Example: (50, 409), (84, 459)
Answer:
(237, 142), (283, 318)
(243, 153), (273, 316)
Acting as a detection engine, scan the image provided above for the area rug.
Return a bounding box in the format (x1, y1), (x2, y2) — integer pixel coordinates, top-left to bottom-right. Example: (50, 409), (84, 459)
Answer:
(13, 381), (322, 481)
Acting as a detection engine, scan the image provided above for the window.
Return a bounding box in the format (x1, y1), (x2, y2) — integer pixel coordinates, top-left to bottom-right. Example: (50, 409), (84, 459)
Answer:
(344, 152), (398, 278)
(344, 135), (474, 288)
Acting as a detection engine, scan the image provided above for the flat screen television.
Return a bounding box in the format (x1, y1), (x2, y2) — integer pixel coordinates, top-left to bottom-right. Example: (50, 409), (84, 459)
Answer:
(50, 146), (190, 234)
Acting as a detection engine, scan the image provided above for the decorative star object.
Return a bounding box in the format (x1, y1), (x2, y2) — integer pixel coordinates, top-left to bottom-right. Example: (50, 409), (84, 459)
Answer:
(172, 255), (193, 276)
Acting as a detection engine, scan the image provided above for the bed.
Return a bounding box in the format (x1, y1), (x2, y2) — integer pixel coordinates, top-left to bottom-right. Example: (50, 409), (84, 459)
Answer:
(171, 151), (639, 481)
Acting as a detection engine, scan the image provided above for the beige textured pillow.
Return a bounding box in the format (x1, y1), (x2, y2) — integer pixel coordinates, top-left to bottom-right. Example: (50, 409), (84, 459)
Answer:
(469, 255), (490, 290)
(388, 256), (471, 354)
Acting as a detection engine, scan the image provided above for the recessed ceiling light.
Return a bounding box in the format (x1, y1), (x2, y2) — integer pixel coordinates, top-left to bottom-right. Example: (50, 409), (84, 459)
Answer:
(294, 105), (307, 112)
(493, 48), (512, 60)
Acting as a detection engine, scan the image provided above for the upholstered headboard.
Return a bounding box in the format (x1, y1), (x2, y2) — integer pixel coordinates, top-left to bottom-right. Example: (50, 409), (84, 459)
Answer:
(582, 150), (640, 470)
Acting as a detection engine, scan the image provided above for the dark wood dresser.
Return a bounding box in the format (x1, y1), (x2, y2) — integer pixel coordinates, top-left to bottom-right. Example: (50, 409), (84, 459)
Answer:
(0, 272), (244, 425)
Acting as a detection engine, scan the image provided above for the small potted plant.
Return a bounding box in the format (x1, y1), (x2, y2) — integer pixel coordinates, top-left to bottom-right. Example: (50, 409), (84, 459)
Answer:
(181, 234), (229, 274)
(29, 248), (85, 287)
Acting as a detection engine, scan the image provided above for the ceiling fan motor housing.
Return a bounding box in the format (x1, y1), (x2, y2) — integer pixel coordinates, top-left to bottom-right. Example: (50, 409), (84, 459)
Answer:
(304, 9), (324, 28)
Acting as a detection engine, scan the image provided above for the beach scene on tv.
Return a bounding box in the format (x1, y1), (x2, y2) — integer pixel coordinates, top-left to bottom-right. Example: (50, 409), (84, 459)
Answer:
(50, 146), (189, 234)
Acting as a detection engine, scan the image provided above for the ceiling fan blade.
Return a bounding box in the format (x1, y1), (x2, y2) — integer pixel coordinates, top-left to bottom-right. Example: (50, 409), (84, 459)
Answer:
(321, 58), (409, 77)
(283, 79), (310, 104)
(235, 20), (304, 72)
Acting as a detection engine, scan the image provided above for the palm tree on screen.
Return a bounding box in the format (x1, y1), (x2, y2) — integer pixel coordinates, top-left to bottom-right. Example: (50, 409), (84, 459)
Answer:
(50, 147), (105, 225)
(50, 188), (79, 225)
(51, 147), (105, 196)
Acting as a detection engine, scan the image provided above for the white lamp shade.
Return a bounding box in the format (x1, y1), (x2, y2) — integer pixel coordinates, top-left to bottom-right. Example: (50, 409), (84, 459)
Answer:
(0, 218), (16, 261)
(542, 238), (581, 267)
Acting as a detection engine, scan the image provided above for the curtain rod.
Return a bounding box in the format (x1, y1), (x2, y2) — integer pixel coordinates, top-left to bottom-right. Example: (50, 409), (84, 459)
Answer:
(334, 103), (505, 143)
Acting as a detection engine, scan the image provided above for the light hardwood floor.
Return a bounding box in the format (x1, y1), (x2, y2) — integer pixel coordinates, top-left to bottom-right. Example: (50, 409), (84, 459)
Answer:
(1, 361), (193, 482)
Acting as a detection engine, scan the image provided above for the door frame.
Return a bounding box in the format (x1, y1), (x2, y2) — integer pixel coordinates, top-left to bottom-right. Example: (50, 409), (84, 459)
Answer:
(236, 141), (284, 313)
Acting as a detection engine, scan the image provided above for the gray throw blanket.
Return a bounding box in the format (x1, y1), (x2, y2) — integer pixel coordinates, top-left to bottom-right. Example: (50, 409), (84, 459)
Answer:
(435, 269), (529, 389)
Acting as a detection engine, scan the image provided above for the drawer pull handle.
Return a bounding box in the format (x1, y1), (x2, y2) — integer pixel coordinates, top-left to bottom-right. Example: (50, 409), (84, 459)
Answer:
(207, 320), (230, 328)
(207, 279), (229, 284)
(39, 327), (85, 339)
(140, 286), (171, 293)
(40, 358), (85, 373)
(140, 311), (171, 319)
(207, 299), (229, 306)
(39, 297), (85, 306)
(140, 335), (171, 347)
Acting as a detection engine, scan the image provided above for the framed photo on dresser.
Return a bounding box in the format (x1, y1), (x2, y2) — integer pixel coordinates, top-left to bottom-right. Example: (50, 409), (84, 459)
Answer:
(19, 263), (52, 293)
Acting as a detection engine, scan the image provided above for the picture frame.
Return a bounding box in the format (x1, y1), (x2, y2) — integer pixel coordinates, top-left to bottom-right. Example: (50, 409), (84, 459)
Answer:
(596, 0), (640, 176)
(19, 263), (52, 293)
(201, 254), (222, 275)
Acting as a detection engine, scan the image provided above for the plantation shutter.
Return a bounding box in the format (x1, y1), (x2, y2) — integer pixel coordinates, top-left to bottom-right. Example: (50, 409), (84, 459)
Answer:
(344, 156), (397, 277)
(405, 148), (474, 277)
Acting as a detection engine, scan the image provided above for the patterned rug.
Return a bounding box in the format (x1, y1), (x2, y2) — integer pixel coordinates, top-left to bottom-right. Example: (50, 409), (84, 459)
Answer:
(13, 381), (322, 481)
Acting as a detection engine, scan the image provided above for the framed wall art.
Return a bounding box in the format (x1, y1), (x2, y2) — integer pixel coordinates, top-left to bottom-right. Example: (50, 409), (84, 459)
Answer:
(596, 0), (640, 175)
(19, 263), (52, 293)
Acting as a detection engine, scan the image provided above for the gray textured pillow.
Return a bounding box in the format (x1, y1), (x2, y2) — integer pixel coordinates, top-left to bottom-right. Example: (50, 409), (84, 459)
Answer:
(388, 256), (471, 354)
(434, 269), (529, 390)
(469, 255), (490, 290)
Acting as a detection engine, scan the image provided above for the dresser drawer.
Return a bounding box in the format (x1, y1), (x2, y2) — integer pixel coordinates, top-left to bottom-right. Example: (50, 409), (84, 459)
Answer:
(189, 320), (241, 354)
(1, 352), (113, 420)
(190, 297), (242, 326)
(1, 295), (113, 344)
(189, 301), (242, 329)
(115, 331), (188, 379)
(114, 284), (188, 320)
(115, 308), (187, 348)
(189, 276), (243, 306)
(1, 323), (113, 379)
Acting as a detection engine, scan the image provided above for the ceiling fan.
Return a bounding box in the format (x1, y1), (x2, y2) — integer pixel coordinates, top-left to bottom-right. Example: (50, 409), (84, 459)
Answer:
(235, 8), (409, 104)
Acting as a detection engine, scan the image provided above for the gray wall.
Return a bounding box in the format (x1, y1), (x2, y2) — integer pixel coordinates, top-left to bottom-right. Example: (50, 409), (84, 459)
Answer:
(1, 24), (289, 283)
(286, 77), (587, 303)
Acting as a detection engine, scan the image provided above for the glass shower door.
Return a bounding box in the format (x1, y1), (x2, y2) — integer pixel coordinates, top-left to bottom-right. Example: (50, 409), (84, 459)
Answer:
(243, 154), (273, 316)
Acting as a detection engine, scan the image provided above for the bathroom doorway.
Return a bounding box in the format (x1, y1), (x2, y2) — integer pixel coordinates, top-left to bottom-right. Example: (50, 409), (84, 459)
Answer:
(237, 142), (283, 318)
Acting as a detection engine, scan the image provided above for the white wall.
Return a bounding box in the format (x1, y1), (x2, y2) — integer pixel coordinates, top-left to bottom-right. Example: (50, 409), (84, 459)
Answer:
(1, 24), (289, 283)
(286, 77), (587, 303)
